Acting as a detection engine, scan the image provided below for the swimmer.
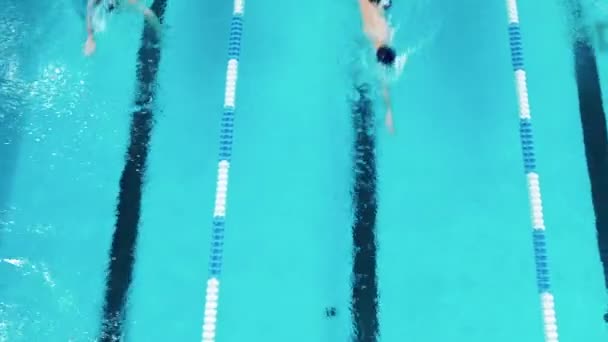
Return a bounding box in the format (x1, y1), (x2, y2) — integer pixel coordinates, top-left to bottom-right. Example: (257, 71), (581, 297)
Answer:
(84, 0), (162, 56)
(358, 0), (398, 133)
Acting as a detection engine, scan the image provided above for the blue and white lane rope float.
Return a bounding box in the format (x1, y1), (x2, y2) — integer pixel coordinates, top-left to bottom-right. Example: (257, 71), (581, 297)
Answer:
(505, 1), (559, 341)
(201, 0), (244, 341)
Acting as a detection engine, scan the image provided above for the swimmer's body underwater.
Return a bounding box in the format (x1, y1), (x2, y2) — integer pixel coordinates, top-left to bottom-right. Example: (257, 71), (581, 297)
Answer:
(358, 0), (399, 133)
(84, 0), (161, 56)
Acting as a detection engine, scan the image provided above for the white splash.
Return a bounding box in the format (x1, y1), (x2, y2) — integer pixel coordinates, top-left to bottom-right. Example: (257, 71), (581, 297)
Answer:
(1, 258), (25, 267)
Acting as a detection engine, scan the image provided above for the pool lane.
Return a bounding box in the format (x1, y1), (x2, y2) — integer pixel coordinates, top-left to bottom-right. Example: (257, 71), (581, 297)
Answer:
(212, 0), (354, 340)
(589, 0), (608, 324)
(517, 0), (608, 340)
(378, 0), (546, 341)
(123, 1), (228, 341)
(96, 0), (168, 340)
(1, 0), (142, 339)
(566, 0), (608, 328)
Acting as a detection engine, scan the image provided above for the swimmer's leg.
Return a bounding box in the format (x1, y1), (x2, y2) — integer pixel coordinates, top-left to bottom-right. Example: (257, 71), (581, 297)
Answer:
(125, 0), (162, 33)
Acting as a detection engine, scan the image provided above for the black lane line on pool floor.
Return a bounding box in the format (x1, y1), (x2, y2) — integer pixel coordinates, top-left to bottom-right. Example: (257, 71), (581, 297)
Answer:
(349, 83), (379, 341)
(570, 2), (608, 323)
(99, 1), (167, 340)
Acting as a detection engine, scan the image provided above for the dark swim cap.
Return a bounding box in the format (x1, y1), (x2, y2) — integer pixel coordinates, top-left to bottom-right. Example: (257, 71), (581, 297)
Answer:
(376, 45), (396, 66)
(369, 0), (391, 9)
(107, 0), (119, 11)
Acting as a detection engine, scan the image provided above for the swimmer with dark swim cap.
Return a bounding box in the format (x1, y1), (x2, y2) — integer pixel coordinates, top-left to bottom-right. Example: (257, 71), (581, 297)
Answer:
(358, 0), (398, 132)
(83, 0), (162, 56)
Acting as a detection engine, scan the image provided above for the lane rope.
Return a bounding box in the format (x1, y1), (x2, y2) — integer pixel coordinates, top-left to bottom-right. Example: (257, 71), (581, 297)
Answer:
(504, 1), (559, 341)
(200, 0), (245, 341)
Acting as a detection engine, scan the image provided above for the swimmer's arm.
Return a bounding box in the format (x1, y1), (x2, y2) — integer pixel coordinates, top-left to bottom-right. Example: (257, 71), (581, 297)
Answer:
(358, 0), (373, 36)
(383, 84), (394, 133)
(382, 84), (392, 111)
(85, 0), (96, 37)
(83, 0), (99, 55)
(358, 0), (387, 48)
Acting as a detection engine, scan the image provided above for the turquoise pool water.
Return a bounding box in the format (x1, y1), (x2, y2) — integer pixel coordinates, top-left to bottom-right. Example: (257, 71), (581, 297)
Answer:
(1, 0), (608, 341)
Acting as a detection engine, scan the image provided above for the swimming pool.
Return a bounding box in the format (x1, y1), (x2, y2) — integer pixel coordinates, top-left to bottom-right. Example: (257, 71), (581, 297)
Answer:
(2, 0), (608, 341)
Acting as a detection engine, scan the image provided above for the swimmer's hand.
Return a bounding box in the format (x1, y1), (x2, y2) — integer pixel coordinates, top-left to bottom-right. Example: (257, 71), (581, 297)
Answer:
(84, 36), (96, 56)
(385, 109), (394, 134)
